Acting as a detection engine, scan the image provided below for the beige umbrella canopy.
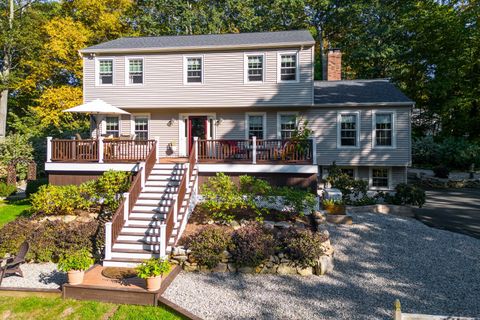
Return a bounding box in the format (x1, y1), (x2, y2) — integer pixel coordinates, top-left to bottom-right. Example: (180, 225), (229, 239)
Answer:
(63, 99), (130, 138)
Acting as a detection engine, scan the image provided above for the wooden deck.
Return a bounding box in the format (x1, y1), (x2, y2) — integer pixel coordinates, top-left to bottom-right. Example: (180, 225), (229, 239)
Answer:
(62, 264), (181, 306)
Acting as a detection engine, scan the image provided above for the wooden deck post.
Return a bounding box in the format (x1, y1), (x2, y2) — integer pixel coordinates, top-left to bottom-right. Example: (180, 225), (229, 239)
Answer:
(46, 137), (52, 162)
(311, 137), (317, 165)
(252, 136), (257, 164)
(159, 223), (167, 258)
(155, 136), (160, 163)
(105, 222), (112, 260)
(98, 137), (104, 163)
(123, 192), (130, 223)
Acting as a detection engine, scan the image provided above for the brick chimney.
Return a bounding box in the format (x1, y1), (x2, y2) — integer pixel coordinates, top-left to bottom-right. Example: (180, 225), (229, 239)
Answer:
(327, 49), (342, 81)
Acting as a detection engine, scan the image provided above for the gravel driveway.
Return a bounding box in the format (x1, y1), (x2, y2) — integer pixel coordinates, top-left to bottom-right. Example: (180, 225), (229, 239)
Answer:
(163, 212), (480, 319)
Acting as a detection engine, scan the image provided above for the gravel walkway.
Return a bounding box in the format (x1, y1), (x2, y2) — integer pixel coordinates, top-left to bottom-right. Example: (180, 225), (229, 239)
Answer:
(163, 212), (480, 319)
(0, 263), (66, 289)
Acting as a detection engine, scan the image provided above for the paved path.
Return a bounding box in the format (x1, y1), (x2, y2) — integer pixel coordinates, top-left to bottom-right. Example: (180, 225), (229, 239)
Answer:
(414, 188), (480, 239)
(164, 212), (480, 319)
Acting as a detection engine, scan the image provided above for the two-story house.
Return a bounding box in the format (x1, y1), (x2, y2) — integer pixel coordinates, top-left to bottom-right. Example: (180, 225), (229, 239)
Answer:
(44, 30), (413, 266)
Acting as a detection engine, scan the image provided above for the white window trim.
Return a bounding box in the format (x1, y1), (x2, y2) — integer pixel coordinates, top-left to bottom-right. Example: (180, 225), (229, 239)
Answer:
(124, 56), (145, 86)
(244, 52), (266, 84)
(337, 111), (361, 149)
(372, 110), (397, 149)
(276, 112), (299, 139)
(245, 112), (267, 139)
(130, 113), (151, 139)
(95, 57), (114, 87)
(101, 115), (121, 136)
(369, 167), (392, 190)
(277, 51), (300, 83)
(183, 55), (205, 85)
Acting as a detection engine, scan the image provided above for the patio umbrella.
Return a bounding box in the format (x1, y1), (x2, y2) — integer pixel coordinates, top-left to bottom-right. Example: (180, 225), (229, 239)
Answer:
(63, 99), (130, 138)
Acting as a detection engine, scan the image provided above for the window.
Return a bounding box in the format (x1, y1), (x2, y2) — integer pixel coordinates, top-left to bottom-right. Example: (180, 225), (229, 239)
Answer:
(278, 52), (298, 82)
(374, 112), (395, 147)
(134, 116), (149, 140)
(105, 117), (119, 137)
(127, 58), (143, 84)
(246, 113), (266, 139)
(338, 113), (359, 148)
(245, 54), (264, 82)
(186, 57), (203, 83)
(98, 59), (113, 85)
(371, 168), (390, 189)
(279, 114), (297, 139)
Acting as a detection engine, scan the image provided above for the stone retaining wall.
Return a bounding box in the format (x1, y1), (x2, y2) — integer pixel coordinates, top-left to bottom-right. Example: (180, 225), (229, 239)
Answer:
(170, 214), (335, 276)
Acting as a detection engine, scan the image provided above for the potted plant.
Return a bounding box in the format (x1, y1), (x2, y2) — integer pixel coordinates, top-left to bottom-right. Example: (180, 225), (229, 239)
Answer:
(322, 198), (346, 215)
(136, 257), (171, 291)
(58, 249), (94, 285)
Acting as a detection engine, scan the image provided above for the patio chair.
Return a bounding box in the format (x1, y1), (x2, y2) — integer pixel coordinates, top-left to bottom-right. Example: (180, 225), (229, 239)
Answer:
(0, 242), (29, 286)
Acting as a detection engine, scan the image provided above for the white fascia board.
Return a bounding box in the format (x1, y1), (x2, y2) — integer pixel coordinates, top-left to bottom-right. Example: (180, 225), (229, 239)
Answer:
(198, 164), (318, 174)
(45, 162), (140, 172)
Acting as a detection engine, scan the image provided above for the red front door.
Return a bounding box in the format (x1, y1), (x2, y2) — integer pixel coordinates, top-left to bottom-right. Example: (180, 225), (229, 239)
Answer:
(188, 116), (208, 154)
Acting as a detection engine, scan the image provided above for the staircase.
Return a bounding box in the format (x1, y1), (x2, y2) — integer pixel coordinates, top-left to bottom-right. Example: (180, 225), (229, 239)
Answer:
(103, 162), (198, 268)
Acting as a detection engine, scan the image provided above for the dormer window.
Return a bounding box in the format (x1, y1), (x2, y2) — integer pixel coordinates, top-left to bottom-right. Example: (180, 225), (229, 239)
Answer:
(278, 52), (298, 82)
(97, 59), (113, 85)
(127, 58), (144, 85)
(185, 56), (203, 84)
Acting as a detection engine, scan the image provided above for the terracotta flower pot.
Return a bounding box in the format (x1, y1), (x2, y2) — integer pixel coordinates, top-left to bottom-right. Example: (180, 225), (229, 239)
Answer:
(145, 275), (162, 291)
(325, 204), (346, 215)
(67, 270), (85, 285)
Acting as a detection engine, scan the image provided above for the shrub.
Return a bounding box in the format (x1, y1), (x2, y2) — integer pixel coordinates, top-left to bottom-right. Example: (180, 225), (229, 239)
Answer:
(30, 184), (90, 215)
(185, 226), (231, 269)
(229, 223), (275, 268)
(25, 178), (48, 197)
(0, 133), (34, 180)
(58, 249), (94, 272)
(385, 183), (426, 208)
(433, 165), (449, 179)
(26, 220), (99, 262)
(201, 173), (248, 222)
(239, 175), (272, 196)
(278, 229), (327, 268)
(273, 186), (317, 215)
(96, 170), (131, 211)
(0, 182), (16, 197)
(0, 218), (36, 258)
(136, 258), (171, 278)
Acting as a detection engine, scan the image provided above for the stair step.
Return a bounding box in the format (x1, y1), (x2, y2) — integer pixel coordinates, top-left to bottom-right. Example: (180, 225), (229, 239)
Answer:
(145, 180), (180, 187)
(143, 186), (179, 193)
(132, 206), (170, 213)
(121, 226), (160, 234)
(147, 175), (182, 181)
(110, 250), (159, 259)
(115, 239), (160, 245)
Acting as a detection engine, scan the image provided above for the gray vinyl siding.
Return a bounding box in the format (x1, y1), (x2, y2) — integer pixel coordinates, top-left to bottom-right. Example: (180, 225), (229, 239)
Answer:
(305, 106), (411, 166)
(83, 46), (314, 108)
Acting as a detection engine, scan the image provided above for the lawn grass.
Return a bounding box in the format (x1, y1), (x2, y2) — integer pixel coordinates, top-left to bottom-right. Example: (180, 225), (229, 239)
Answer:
(0, 199), (31, 226)
(0, 296), (186, 320)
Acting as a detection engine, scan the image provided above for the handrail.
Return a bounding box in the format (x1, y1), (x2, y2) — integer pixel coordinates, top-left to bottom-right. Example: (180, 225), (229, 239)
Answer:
(51, 139), (99, 162)
(188, 140), (196, 182)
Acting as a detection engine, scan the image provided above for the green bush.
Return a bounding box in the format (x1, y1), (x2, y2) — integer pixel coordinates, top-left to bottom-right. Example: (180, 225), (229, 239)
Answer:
(25, 178), (48, 198)
(433, 165), (450, 178)
(278, 229), (328, 268)
(185, 226), (231, 269)
(58, 249), (94, 272)
(385, 183), (426, 208)
(136, 258), (171, 278)
(0, 218), (36, 258)
(30, 184), (92, 215)
(229, 222), (275, 268)
(200, 173), (250, 222)
(0, 182), (17, 197)
(96, 170), (131, 212)
(239, 175), (272, 196)
(0, 133), (34, 181)
(273, 186), (317, 214)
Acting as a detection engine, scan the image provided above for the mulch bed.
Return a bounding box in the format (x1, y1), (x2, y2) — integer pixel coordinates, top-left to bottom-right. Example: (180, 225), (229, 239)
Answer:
(101, 267), (137, 280)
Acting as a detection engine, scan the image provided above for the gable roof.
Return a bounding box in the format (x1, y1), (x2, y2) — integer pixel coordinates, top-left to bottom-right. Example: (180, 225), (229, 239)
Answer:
(81, 30), (315, 54)
(314, 79), (413, 106)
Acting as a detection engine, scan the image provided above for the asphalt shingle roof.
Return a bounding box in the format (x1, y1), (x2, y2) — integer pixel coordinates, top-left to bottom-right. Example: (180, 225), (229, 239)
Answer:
(82, 30), (315, 53)
(314, 80), (413, 105)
